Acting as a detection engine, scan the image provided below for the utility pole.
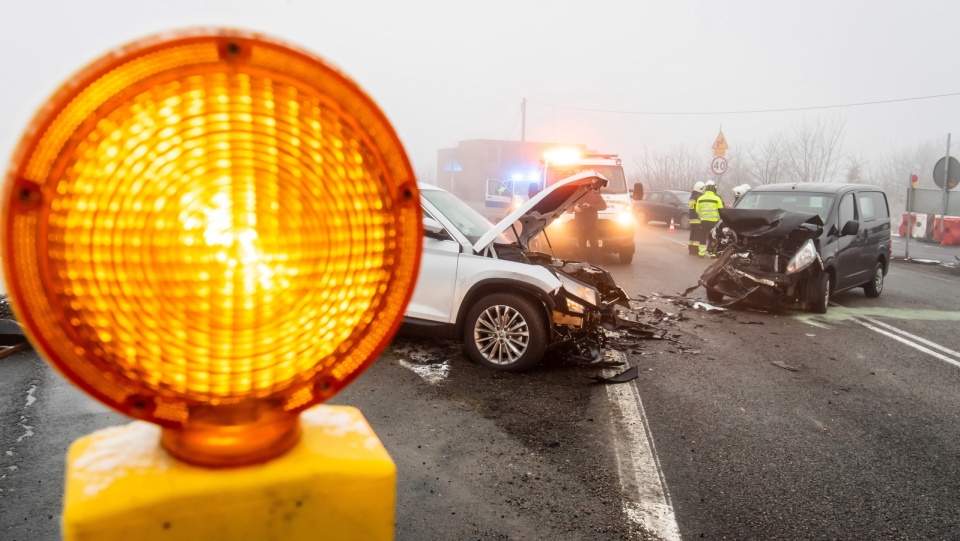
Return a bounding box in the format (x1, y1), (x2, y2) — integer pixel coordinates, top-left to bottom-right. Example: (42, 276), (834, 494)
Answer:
(940, 134), (951, 241)
(521, 98), (527, 142)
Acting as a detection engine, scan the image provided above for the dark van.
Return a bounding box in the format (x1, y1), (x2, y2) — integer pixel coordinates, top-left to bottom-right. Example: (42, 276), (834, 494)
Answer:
(702, 183), (892, 313)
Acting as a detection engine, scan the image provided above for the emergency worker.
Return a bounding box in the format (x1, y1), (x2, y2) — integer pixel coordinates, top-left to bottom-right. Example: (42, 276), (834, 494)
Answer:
(688, 181), (706, 255)
(695, 180), (723, 257)
(732, 184), (750, 205)
(573, 189), (607, 262)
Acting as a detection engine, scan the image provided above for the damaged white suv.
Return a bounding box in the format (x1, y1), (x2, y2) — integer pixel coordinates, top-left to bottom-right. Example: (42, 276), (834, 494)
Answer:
(403, 172), (629, 372)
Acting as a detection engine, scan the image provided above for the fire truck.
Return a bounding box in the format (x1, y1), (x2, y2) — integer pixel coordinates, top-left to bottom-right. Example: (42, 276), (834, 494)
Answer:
(537, 149), (641, 264)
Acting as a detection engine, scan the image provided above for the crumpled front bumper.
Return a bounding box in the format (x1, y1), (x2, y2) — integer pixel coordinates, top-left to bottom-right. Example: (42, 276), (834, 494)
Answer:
(699, 248), (823, 307)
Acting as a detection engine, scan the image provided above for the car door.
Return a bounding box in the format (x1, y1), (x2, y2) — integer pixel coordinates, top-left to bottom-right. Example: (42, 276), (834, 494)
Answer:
(405, 208), (461, 323)
(834, 192), (868, 290)
(663, 193), (683, 221)
(855, 190), (890, 275)
(646, 192), (665, 221)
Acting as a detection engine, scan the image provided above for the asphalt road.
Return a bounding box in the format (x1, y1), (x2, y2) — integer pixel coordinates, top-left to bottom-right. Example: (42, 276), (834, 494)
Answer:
(614, 223), (960, 540)
(1, 222), (959, 540)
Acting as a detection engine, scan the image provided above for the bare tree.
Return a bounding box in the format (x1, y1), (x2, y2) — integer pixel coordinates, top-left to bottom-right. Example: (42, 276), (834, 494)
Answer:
(632, 144), (708, 192)
(739, 135), (789, 186)
(784, 116), (846, 182)
(844, 153), (866, 183)
(863, 139), (946, 226)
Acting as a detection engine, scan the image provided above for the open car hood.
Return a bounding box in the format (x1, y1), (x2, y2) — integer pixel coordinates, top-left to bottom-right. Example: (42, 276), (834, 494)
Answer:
(719, 208), (823, 239)
(473, 171), (607, 253)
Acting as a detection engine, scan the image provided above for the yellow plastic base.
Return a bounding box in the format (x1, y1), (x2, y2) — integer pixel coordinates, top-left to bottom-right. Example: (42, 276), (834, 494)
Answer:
(63, 405), (395, 541)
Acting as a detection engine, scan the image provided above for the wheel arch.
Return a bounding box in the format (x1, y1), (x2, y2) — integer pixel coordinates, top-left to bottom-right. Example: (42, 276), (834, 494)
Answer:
(454, 279), (554, 339)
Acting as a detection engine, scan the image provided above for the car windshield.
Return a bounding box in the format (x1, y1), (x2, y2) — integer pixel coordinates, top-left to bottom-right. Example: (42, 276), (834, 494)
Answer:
(735, 191), (836, 222)
(421, 189), (510, 245)
(546, 165), (626, 194)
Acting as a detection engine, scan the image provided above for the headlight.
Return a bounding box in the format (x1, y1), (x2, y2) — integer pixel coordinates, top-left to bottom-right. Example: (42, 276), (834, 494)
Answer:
(615, 210), (634, 226)
(786, 239), (817, 274)
(566, 298), (585, 314)
(557, 273), (599, 307)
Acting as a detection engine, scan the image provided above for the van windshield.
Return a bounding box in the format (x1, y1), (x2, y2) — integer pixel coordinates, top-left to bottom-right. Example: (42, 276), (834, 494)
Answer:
(545, 165), (626, 194)
(735, 191), (835, 222)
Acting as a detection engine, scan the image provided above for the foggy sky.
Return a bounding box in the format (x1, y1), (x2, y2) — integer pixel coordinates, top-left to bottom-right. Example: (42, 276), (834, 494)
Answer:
(2, 0), (959, 181)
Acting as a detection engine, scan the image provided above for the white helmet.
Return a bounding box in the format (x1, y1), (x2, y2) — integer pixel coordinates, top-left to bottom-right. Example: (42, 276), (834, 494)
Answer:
(733, 184), (749, 198)
(693, 181), (706, 192)
(704, 180), (717, 191)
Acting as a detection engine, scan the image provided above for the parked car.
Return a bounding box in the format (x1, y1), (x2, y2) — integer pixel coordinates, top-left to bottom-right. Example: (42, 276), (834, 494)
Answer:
(404, 172), (630, 371)
(700, 182), (891, 313)
(632, 189), (691, 229)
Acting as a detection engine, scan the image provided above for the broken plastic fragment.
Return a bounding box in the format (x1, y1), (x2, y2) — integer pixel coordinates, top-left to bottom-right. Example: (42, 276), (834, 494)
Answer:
(692, 302), (726, 313)
(771, 360), (798, 372)
(590, 366), (638, 384)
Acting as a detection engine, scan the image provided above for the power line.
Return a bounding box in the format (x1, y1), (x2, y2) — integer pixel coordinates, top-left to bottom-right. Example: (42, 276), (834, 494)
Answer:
(527, 92), (960, 116)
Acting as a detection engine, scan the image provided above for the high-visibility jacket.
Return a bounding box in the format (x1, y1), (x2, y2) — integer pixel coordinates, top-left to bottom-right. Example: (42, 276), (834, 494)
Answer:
(695, 191), (723, 222)
(688, 190), (702, 224)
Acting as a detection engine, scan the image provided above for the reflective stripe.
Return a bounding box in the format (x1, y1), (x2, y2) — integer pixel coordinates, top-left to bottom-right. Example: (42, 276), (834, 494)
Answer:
(695, 193), (724, 221)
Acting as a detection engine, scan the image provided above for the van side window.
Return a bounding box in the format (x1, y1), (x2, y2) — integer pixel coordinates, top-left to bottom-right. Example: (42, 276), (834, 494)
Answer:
(838, 193), (856, 225)
(858, 194), (876, 221)
(864, 192), (889, 220)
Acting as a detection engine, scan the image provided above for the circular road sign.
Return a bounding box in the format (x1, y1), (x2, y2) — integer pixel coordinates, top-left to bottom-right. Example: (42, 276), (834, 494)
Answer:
(933, 156), (960, 190)
(711, 156), (728, 176)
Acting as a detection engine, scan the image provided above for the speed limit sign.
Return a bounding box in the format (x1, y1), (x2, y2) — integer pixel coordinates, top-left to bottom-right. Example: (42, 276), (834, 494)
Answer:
(711, 156), (728, 176)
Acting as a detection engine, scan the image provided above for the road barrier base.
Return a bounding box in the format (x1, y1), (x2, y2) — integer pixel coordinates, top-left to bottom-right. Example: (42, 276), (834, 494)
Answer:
(62, 405), (395, 541)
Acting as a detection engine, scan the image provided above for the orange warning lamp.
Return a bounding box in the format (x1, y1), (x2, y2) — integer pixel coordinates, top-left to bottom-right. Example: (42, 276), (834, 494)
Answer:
(1, 30), (422, 467)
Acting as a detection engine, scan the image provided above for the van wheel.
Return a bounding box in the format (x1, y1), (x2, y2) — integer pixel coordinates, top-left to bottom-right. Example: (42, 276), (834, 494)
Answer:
(619, 249), (635, 264)
(463, 293), (547, 372)
(863, 261), (884, 298)
(809, 272), (830, 314)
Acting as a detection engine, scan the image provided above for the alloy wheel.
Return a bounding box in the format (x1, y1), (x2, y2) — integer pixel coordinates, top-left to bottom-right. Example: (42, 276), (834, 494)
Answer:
(473, 304), (530, 365)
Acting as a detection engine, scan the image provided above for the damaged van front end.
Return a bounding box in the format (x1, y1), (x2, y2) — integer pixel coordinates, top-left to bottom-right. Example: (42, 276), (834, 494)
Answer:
(700, 208), (825, 311)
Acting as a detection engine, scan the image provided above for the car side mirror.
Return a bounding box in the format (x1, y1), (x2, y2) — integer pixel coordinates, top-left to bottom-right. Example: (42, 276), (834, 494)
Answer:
(423, 217), (447, 239)
(840, 220), (860, 236)
(632, 182), (644, 200)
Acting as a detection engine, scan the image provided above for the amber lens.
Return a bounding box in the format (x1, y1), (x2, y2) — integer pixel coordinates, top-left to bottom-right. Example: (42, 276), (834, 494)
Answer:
(2, 32), (420, 433)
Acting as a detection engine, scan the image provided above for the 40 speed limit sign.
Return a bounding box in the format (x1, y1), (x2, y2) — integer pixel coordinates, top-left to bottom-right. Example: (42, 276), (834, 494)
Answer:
(711, 156), (728, 175)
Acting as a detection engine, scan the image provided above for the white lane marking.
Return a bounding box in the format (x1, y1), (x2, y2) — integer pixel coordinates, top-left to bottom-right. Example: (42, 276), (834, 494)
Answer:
(605, 350), (681, 541)
(855, 319), (960, 369)
(801, 319), (832, 329)
(891, 265), (960, 286)
(859, 317), (960, 360)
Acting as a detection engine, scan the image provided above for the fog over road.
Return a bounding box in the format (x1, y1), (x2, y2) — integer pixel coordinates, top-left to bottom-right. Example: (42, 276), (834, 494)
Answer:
(2, 222), (959, 540)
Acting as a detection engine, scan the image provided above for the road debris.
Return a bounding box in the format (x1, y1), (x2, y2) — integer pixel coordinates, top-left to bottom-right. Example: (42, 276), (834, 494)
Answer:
(590, 365), (638, 384)
(691, 301), (726, 313)
(771, 360), (798, 372)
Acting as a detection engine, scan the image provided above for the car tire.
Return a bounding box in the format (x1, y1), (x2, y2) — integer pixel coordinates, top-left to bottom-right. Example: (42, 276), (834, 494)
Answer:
(679, 214), (691, 230)
(635, 211), (647, 225)
(619, 249), (634, 264)
(809, 272), (830, 314)
(463, 292), (547, 372)
(706, 288), (724, 303)
(863, 261), (884, 298)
